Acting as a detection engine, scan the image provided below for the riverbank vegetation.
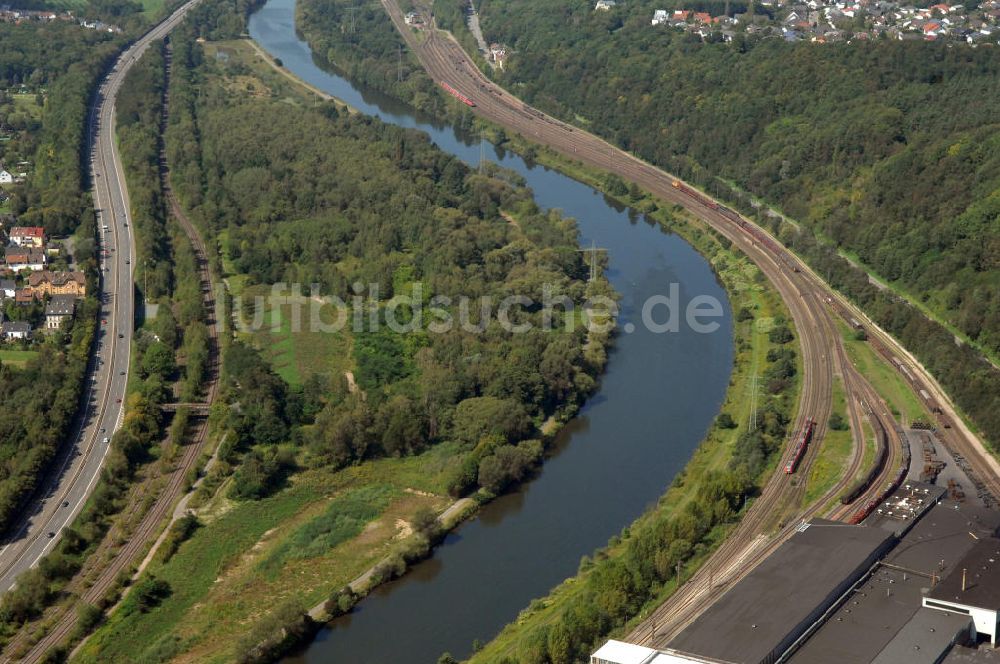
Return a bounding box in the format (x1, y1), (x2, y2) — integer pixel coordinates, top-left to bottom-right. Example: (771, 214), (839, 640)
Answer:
(296, 0), (475, 126)
(461, 172), (799, 664)
(76, 0), (613, 652)
(473, 0), (1000, 450)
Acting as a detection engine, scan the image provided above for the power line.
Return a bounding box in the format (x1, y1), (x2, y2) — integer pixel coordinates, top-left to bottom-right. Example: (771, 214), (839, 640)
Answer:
(577, 240), (608, 282)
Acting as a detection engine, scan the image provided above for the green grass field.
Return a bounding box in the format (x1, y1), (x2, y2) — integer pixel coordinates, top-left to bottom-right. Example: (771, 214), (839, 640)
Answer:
(11, 93), (43, 121)
(803, 376), (853, 506)
(78, 447), (458, 663)
(0, 350), (38, 368)
(838, 321), (930, 425)
(236, 284), (352, 387)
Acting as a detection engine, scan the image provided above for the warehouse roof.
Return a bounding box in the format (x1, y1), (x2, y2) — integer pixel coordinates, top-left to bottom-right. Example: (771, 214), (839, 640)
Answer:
(942, 645), (1000, 663)
(871, 608), (971, 664)
(790, 500), (1000, 664)
(669, 520), (894, 664)
(886, 500), (1000, 576)
(928, 538), (1000, 609)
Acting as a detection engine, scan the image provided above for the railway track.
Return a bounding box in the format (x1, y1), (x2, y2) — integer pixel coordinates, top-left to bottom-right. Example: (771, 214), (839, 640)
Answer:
(376, 1), (997, 646)
(7, 35), (221, 663)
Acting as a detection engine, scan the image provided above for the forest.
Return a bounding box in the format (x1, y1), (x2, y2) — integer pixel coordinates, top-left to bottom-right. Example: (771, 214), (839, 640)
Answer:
(63, 3), (619, 654)
(163, 19), (611, 498)
(0, 22), (121, 236)
(296, 0), (471, 122)
(476, 0), (1000, 356)
(447, 0), (1000, 449)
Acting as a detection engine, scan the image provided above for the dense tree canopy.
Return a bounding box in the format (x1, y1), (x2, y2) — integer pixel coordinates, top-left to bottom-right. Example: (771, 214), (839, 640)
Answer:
(163, 25), (613, 499)
(477, 0), (1000, 356)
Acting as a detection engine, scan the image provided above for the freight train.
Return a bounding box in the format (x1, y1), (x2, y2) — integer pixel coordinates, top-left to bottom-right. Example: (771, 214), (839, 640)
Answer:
(784, 419), (816, 474)
(439, 81), (475, 107)
(847, 427), (912, 524)
(671, 180), (800, 272)
(840, 415), (890, 505)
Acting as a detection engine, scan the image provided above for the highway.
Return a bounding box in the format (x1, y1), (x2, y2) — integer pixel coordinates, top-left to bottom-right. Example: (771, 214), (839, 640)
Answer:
(380, 0), (1000, 646)
(0, 0), (203, 596)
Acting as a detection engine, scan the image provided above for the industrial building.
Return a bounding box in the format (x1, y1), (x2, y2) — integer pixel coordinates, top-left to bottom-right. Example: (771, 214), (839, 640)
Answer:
(592, 480), (1000, 664)
(667, 520), (895, 664)
(923, 538), (1000, 646)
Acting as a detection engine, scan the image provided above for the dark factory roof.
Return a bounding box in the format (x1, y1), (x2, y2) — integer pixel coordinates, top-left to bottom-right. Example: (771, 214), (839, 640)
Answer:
(669, 520), (893, 664)
(928, 537), (1000, 609)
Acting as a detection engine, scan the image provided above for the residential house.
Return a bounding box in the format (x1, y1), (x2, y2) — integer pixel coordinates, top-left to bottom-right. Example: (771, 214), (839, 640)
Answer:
(0, 279), (14, 298)
(1, 321), (31, 340)
(27, 270), (86, 298)
(14, 288), (34, 304)
(8, 226), (44, 247)
(0, 170), (12, 184)
(652, 8), (669, 24)
(45, 295), (75, 330)
(595, 0), (616, 10)
(694, 11), (713, 22)
(5, 247), (46, 272)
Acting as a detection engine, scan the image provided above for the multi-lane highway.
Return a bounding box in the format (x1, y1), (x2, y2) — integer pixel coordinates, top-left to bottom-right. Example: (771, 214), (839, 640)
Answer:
(0, 0), (203, 595)
(380, 0), (1000, 645)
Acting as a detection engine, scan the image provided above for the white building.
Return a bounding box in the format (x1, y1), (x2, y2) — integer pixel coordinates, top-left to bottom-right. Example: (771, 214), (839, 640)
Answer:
(591, 641), (718, 664)
(1, 321), (31, 340)
(923, 538), (1000, 645)
(595, 0), (617, 10)
(0, 170), (12, 184)
(652, 9), (669, 24)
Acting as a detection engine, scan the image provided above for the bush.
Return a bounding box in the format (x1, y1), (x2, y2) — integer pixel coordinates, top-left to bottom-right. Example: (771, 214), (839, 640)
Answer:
(829, 412), (848, 431)
(477, 440), (543, 494)
(716, 412), (737, 429)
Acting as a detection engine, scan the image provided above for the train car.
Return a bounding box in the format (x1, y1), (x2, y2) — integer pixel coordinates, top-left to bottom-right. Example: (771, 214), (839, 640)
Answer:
(840, 417), (889, 505)
(671, 180), (719, 210)
(784, 418), (816, 474)
(439, 81), (475, 107)
(847, 463), (910, 524)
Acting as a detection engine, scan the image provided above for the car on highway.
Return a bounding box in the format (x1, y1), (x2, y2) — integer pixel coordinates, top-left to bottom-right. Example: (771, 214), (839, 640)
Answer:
(62, 501), (69, 508)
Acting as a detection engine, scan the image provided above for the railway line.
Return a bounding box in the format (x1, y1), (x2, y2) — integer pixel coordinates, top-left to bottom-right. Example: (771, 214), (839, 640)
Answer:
(380, 0), (1000, 645)
(0, 0), (206, 596)
(0, 7), (214, 662)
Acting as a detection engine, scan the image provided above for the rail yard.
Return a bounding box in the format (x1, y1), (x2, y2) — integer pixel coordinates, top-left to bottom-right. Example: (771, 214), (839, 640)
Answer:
(380, 1), (1000, 658)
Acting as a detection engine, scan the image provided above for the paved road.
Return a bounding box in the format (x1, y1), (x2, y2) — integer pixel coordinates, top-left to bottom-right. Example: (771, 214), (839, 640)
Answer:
(0, 0), (203, 595)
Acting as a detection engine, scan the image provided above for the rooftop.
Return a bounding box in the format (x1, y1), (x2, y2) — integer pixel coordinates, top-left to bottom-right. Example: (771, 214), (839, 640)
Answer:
(669, 520), (894, 664)
(871, 608), (972, 664)
(943, 644), (1000, 663)
(45, 296), (75, 316)
(790, 500), (1000, 663)
(928, 538), (1000, 609)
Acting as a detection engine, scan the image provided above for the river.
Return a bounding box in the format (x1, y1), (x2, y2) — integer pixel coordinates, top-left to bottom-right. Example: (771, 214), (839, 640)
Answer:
(247, 1), (734, 660)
